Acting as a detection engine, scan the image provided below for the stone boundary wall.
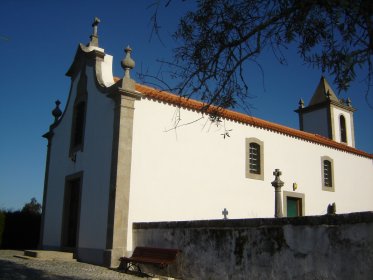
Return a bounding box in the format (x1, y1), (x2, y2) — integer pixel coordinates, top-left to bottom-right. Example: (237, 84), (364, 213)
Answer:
(133, 212), (373, 279)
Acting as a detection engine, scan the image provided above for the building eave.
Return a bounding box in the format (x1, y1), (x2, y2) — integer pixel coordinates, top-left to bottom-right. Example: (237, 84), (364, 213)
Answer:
(133, 83), (372, 159)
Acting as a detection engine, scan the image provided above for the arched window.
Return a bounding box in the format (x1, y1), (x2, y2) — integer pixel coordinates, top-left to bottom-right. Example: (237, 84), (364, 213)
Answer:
(323, 160), (333, 187)
(340, 115), (347, 143)
(249, 143), (260, 174)
(245, 138), (264, 180)
(321, 156), (334, 192)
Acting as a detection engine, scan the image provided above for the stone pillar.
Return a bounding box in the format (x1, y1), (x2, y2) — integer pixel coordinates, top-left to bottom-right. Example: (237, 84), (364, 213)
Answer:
(104, 89), (143, 267)
(104, 46), (143, 267)
(271, 169), (284, 218)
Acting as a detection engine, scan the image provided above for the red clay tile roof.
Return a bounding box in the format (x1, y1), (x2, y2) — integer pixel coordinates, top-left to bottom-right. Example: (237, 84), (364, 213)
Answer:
(118, 81), (371, 159)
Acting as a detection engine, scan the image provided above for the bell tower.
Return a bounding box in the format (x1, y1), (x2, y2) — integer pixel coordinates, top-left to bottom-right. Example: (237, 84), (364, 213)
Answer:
(295, 76), (356, 147)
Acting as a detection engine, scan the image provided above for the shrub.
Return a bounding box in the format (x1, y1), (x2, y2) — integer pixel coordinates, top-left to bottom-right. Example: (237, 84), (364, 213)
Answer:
(0, 210), (5, 247)
(0, 198), (42, 250)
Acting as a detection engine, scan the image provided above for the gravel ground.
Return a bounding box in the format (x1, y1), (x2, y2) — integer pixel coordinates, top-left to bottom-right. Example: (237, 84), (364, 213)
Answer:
(0, 250), (148, 280)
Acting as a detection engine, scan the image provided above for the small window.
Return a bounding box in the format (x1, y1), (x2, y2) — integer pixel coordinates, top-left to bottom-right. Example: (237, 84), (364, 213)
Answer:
(323, 160), (332, 187)
(245, 138), (264, 180)
(340, 115), (347, 143)
(321, 156), (335, 192)
(249, 143), (260, 174)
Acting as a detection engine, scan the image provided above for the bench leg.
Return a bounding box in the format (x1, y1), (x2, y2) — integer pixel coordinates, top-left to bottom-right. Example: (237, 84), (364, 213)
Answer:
(125, 262), (141, 273)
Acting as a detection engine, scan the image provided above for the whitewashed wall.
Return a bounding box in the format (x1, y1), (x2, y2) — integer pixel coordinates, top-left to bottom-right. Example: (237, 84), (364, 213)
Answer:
(43, 63), (115, 254)
(127, 97), (373, 250)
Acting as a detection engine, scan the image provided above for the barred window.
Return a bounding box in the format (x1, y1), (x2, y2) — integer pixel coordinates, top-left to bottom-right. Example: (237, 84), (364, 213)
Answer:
(249, 143), (260, 174)
(323, 160), (333, 187)
(321, 156), (334, 192)
(245, 138), (264, 180)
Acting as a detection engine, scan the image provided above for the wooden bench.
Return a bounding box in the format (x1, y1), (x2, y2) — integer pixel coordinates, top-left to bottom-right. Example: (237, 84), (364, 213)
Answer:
(119, 246), (181, 273)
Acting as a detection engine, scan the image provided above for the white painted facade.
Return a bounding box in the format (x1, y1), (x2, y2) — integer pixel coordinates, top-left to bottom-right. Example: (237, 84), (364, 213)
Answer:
(41, 37), (373, 267)
(42, 47), (116, 263)
(127, 98), (373, 248)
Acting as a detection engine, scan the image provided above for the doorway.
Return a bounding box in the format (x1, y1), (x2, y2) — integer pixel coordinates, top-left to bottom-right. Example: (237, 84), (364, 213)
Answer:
(287, 197), (302, 217)
(283, 191), (305, 217)
(62, 174), (82, 250)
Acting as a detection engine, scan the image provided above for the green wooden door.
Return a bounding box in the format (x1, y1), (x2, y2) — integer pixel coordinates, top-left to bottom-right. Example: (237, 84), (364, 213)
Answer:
(287, 197), (300, 217)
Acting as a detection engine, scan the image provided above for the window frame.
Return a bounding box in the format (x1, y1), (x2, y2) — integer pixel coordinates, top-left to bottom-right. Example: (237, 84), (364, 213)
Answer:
(69, 71), (88, 157)
(245, 138), (264, 180)
(283, 191), (305, 217)
(339, 114), (347, 143)
(321, 156), (335, 192)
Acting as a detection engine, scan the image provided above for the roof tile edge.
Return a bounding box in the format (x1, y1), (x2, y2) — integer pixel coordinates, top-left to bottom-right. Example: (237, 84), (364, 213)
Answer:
(128, 82), (372, 159)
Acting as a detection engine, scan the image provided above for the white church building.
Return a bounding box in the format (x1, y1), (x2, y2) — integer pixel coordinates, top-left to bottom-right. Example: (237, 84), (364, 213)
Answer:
(40, 21), (373, 267)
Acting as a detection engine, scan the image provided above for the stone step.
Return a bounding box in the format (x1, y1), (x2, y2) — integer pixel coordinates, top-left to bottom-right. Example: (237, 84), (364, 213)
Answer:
(24, 250), (75, 261)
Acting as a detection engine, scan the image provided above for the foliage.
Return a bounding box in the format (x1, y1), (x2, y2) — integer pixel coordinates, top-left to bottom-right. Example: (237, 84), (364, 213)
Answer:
(22, 197), (42, 215)
(0, 198), (42, 249)
(0, 210), (5, 247)
(150, 0), (372, 110)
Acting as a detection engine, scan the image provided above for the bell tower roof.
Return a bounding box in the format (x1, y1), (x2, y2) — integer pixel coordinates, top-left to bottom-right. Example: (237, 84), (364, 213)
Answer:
(309, 76), (339, 106)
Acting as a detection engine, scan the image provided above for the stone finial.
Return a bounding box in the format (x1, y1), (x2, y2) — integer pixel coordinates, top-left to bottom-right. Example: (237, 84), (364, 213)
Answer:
(271, 169), (284, 218)
(120, 46), (136, 91)
(325, 90), (331, 100)
(52, 100), (62, 123)
(271, 169), (284, 188)
(121, 46), (135, 78)
(89, 17), (100, 47)
(298, 99), (304, 109)
(327, 203), (336, 215)
(222, 208), (229, 220)
(346, 98), (352, 107)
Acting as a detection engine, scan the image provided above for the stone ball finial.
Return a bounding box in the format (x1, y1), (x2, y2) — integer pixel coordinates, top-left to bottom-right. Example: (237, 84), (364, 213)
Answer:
(121, 46), (135, 72)
(52, 100), (62, 123)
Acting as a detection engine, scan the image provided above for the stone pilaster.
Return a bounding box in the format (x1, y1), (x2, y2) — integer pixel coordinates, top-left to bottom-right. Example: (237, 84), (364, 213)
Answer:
(104, 90), (141, 267)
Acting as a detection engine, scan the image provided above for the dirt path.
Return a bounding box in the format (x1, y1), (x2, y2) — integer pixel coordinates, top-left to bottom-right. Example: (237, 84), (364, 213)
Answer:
(0, 250), (145, 280)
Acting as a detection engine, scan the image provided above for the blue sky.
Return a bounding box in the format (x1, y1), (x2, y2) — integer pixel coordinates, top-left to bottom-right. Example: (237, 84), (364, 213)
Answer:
(1, 0), (372, 210)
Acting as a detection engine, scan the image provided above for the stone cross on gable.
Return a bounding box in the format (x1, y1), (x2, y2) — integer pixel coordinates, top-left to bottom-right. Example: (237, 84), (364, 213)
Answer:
(89, 17), (100, 47)
(222, 208), (228, 219)
(92, 17), (100, 37)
